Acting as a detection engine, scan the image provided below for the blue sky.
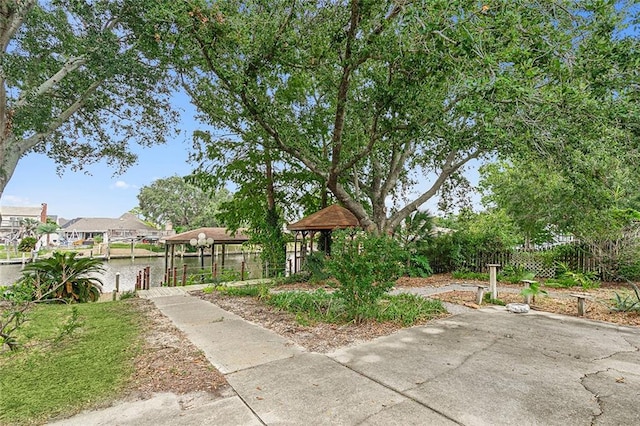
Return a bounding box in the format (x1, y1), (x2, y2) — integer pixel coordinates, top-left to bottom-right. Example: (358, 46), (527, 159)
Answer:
(1, 92), (203, 220)
(1, 93), (478, 221)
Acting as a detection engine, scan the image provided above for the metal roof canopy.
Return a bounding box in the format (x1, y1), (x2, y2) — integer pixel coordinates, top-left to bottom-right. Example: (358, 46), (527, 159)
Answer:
(163, 227), (251, 284)
(163, 227), (250, 244)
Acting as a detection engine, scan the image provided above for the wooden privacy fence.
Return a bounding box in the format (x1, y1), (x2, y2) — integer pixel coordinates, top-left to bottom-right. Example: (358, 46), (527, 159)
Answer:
(431, 245), (599, 278)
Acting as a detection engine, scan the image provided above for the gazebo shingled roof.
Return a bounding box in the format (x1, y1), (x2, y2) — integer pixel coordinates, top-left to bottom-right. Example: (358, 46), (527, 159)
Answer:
(287, 205), (359, 231)
(163, 227), (250, 244)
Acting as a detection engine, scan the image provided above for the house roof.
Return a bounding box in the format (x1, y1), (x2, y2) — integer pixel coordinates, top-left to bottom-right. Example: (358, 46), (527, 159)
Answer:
(61, 213), (156, 233)
(0, 206), (42, 217)
(287, 204), (360, 231)
(163, 227), (250, 245)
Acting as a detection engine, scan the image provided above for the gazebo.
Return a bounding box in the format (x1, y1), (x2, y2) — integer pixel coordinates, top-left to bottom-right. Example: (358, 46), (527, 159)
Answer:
(287, 204), (360, 273)
(162, 227), (250, 282)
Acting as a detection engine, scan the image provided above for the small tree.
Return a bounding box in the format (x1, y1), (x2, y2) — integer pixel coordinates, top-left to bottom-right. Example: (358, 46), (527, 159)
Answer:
(327, 230), (404, 322)
(36, 222), (60, 247)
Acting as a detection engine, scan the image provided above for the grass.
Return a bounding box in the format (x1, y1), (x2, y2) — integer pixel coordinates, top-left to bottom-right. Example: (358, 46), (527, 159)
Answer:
(0, 301), (143, 425)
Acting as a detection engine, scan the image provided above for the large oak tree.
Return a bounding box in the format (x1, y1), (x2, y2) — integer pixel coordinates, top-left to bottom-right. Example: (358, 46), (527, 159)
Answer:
(0, 1), (176, 208)
(145, 0), (639, 232)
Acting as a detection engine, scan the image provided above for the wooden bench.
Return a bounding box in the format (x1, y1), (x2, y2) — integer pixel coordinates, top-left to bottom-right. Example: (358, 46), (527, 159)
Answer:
(570, 293), (592, 316)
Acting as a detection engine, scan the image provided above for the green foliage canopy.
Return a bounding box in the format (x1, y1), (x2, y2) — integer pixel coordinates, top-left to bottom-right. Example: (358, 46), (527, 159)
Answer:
(480, 159), (640, 242)
(137, 0), (638, 233)
(0, 0), (177, 205)
(136, 176), (231, 231)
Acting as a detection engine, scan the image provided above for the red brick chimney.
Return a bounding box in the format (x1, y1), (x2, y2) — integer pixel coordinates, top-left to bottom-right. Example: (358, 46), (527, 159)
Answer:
(40, 203), (47, 223)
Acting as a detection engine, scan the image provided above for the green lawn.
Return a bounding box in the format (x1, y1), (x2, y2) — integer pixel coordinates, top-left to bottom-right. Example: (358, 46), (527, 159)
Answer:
(0, 301), (143, 425)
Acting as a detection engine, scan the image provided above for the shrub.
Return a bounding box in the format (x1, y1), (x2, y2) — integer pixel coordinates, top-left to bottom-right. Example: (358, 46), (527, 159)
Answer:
(499, 264), (535, 284)
(18, 251), (104, 303)
(374, 294), (445, 326)
(18, 237), (37, 252)
(406, 254), (433, 278)
(617, 261), (640, 281)
(215, 283), (270, 298)
(327, 230), (405, 322)
(302, 252), (330, 282)
(547, 262), (600, 289)
(611, 283), (640, 313)
(268, 289), (343, 323)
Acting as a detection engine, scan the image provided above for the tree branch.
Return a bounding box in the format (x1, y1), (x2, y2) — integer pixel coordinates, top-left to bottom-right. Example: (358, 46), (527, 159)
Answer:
(0, 0), (35, 52)
(387, 148), (482, 230)
(328, 0), (360, 188)
(20, 80), (103, 154)
(14, 56), (87, 110)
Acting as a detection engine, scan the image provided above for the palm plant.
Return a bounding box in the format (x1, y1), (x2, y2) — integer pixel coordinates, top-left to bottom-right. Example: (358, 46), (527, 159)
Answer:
(19, 218), (40, 238)
(20, 252), (104, 302)
(393, 211), (435, 277)
(36, 222), (60, 246)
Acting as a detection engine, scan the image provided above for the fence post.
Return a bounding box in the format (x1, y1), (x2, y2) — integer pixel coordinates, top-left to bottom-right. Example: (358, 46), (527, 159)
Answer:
(173, 267), (178, 288)
(136, 271), (141, 290)
(145, 267), (151, 290)
(182, 264), (188, 286)
(241, 261), (245, 281)
(113, 272), (120, 301)
(213, 262), (218, 278)
(166, 268), (171, 287)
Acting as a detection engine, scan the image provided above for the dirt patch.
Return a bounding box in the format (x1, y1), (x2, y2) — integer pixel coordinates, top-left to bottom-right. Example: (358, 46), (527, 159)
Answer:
(432, 287), (640, 327)
(195, 290), (418, 353)
(122, 298), (229, 398)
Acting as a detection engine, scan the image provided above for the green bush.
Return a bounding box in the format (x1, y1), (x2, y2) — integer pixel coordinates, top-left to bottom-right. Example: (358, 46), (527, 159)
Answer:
(374, 293), (445, 326)
(406, 254), (433, 277)
(302, 252), (330, 282)
(327, 230), (405, 322)
(547, 262), (600, 289)
(18, 252), (104, 303)
(268, 289), (343, 323)
(18, 237), (37, 252)
(215, 283), (270, 298)
(499, 264), (535, 284)
(267, 290), (445, 326)
(617, 261), (640, 281)
(452, 270), (489, 281)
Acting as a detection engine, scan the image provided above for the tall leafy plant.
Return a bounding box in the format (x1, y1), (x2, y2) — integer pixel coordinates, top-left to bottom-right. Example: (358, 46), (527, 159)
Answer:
(326, 230), (404, 322)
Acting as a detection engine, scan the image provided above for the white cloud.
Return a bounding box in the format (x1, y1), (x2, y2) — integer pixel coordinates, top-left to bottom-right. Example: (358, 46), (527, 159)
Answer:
(0, 195), (32, 206)
(111, 180), (137, 190)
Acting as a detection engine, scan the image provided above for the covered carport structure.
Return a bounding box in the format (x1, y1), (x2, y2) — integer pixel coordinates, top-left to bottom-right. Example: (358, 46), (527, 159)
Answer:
(287, 204), (360, 273)
(162, 227), (250, 284)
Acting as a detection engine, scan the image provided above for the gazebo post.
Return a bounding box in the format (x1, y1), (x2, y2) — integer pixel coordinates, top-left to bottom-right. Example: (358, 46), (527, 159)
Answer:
(170, 244), (175, 281)
(293, 233), (298, 273)
(163, 243), (169, 284)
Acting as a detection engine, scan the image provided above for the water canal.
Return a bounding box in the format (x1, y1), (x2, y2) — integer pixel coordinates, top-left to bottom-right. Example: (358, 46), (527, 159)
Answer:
(0, 253), (265, 293)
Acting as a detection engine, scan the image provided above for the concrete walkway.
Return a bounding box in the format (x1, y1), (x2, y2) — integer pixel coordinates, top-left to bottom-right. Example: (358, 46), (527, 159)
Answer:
(57, 285), (640, 425)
